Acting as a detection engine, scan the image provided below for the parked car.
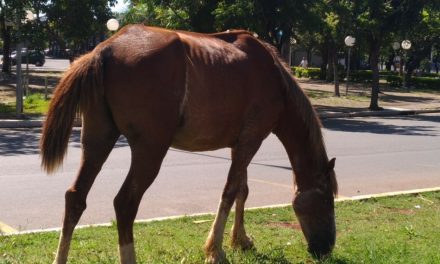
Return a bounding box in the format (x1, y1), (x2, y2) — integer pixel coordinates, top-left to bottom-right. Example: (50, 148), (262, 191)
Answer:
(4, 49), (46, 66)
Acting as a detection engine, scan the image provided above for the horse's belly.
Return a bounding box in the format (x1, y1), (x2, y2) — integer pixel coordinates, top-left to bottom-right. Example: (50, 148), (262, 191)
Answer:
(171, 118), (241, 151)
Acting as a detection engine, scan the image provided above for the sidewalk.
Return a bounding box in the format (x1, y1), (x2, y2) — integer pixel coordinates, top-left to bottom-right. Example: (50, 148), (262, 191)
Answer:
(1, 79), (440, 128)
(298, 78), (440, 119)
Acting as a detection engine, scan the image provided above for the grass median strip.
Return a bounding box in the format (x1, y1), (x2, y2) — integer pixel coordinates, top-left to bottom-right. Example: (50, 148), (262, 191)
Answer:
(1, 192), (439, 263)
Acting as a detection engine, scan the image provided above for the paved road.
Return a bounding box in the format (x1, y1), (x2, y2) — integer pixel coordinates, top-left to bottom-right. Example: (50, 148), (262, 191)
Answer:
(1, 56), (70, 72)
(1, 114), (439, 231)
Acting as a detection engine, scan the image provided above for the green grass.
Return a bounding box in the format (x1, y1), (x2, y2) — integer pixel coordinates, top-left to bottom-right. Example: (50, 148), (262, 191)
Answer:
(1, 192), (439, 263)
(0, 93), (49, 115)
(23, 93), (50, 114)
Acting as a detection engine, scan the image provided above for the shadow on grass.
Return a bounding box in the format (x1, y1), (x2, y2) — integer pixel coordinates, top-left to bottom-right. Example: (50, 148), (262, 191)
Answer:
(231, 248), (351, 264)
(235, 247), (292, 264)
(380, 92), (440, 105)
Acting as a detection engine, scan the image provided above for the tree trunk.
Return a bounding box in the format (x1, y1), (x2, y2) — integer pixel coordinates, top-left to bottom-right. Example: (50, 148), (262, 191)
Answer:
(280, 40), (290, 63)
(1, 14), (12, 73)
(369, 41), (381, 110)
(320, 43), (329, 80)
(326, 47), (334, 82)
(332, 47), (340, 97)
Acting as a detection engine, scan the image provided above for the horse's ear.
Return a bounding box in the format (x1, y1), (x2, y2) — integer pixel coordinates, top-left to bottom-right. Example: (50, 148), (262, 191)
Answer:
(327, 158), (336, 172)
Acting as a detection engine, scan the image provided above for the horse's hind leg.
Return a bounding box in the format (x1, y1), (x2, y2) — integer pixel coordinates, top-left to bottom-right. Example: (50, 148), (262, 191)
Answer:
(204, 142), (262, 263)
(231, 171), (254, 250)
(113, 138), (170, 264)
(54, 107), (119, 264)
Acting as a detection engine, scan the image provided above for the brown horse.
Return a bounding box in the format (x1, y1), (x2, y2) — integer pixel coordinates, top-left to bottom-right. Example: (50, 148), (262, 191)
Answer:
(40, 24), (337, 264)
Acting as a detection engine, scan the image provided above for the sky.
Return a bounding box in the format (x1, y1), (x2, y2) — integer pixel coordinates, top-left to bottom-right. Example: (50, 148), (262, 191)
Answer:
(111, 0), (129, 13)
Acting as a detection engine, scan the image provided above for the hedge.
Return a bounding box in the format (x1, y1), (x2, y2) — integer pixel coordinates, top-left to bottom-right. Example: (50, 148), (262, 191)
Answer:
(386, 75), (403, 87)
(292, 67), (321, 79)
(291, 67), (439, 89)
(412, 77), (440, 90)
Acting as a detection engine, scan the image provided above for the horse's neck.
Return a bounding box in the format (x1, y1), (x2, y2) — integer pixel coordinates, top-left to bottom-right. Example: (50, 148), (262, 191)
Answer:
(276, 100), (328, 192)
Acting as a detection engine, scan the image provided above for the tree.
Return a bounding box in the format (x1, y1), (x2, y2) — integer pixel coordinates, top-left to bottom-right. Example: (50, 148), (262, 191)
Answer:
(45, 0), (116, 55)
(214, 0), (320, 55)
(125, 0), (320, 59)
(123, 0), (217, 32)
(355, 0), (429, 110)
(317, 0), (354, 97)
(0, 0), (28, 73)
(401, 3), (440, 83)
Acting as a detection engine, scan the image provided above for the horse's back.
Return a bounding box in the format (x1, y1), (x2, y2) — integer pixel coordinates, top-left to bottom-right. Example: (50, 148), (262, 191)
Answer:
(99, 25), (285, 150)
(102, 25), (187, 143)
(172, 30), (285, 150)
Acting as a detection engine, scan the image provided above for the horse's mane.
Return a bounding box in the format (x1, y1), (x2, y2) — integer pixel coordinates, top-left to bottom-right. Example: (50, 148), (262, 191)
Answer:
(260, 41), (338, 195)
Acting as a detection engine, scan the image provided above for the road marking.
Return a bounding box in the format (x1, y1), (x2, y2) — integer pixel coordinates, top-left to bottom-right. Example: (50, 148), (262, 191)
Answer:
(249, 178), (292, 189)
(418, 163), (440, 168)
(4, 186), (440, 236)
(0, 221), (18, 234)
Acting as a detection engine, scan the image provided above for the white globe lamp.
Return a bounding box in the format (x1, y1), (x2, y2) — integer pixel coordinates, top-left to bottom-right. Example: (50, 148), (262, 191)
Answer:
(401, 40), (411, 50)
(344, 36), (356, 47)
(106, 18), (119, 31)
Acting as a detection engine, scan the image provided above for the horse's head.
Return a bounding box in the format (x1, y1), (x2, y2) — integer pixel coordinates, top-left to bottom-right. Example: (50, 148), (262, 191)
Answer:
(293, 158), (337, 259)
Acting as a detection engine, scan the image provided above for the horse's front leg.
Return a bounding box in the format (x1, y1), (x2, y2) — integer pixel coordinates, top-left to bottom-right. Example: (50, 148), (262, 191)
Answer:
(204, 143), (260, 264)
(230, 174), (254, 250)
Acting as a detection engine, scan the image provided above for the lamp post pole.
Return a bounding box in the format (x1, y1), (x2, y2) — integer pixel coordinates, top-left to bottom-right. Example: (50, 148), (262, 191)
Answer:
(392, 42), (400, 72)
(401, 40), (412, 90)
(289, 37), (296, 66)
(344, 36), (356, 96)
(15, 15), (23, 116)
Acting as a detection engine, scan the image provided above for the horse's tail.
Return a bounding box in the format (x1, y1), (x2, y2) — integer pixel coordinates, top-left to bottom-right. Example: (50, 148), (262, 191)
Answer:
(40, 51), (104, 174)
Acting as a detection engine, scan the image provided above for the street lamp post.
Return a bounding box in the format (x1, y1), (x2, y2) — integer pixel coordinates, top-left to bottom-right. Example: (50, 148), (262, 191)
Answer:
(15, 15), (23, 116)
(14, 10), (35, 117)
(392, 42), (400, 72)
(344, 36), (356, 95)
(289, 37), (296, 66)
(401, 40), (411, 90)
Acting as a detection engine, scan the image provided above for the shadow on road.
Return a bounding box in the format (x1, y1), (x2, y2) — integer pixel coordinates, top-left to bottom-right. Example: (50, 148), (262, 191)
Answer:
(0, 128), (42, 156)
(0, 128), (128, 156)
(322, 115), (440, 136)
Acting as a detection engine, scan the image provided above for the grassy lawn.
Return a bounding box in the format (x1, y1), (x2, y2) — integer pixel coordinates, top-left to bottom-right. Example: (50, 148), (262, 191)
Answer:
(1, 192), (439, 263)
(0, 93), (50, 116)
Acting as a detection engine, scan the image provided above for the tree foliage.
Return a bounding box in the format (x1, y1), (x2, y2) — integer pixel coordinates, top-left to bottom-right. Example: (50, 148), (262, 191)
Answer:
(45, 0), (116, 53)
(0, 0), (116, 71)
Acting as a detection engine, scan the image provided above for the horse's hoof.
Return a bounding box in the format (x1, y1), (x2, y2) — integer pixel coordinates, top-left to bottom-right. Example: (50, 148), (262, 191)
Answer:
(205, 249), (226, 264)
(231, 235), (254, 250)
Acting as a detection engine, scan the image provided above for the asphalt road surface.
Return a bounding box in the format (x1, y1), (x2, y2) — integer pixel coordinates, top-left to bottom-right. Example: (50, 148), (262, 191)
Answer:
(1, 114), (439, 231)
(1, 56), (70, 72)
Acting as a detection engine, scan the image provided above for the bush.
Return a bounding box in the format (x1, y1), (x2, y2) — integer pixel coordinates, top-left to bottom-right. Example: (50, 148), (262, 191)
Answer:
(386, 75), (403, 87)
(349, 70), (372, 82)
(419, 72), (440, 78)
(412, 77), (440, 90)
(292, 67), (321, 79)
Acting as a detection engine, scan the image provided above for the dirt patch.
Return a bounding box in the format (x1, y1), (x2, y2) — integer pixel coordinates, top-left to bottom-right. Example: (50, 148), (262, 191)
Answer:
(267, 221), (302, 231)
(384, 207), (415, 215)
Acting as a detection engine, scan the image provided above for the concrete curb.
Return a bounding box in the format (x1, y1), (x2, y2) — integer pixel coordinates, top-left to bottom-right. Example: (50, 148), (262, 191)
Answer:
(2, 186), (439, 236)
(1, 109), (439, 128)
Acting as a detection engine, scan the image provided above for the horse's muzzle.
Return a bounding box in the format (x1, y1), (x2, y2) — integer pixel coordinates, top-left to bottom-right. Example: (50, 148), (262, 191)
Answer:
(307, 232), (335, 259)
